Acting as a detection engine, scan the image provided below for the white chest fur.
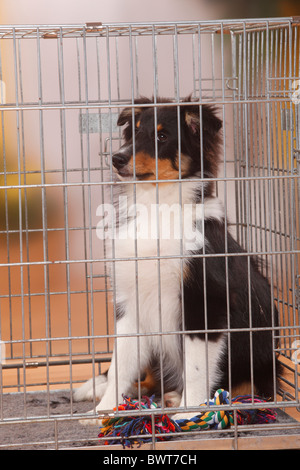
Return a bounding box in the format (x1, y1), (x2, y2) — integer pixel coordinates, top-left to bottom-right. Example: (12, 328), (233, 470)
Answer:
(106, 183), (224, 338)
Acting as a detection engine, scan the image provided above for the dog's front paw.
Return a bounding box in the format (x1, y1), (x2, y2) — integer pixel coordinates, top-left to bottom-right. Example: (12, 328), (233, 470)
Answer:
(79, 410), (113, 427)
(79, 391), (119, 426)
(73, 374), (107, 402)
(163, 391), (181, 408)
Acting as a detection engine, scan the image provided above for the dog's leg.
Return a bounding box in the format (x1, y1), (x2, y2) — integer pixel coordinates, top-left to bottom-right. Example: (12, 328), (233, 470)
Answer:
(80, 315), (149, 425)
(172, 335), (225, 421)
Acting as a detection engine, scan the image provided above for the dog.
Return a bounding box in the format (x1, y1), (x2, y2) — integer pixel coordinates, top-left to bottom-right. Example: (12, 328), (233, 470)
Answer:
(74, 97), (281, 422)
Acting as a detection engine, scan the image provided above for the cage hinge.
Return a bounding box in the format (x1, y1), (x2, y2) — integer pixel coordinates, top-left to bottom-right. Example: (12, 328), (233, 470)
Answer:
(295, 274), (300, 305)
(79, 112), (118, 134)
(281, 108), (294, 131)
(293, 149), (300, 171)
(296, 290), (300, 310)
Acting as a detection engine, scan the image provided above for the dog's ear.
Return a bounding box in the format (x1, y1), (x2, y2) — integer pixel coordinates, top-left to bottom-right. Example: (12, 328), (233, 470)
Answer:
(184, 108), (200, 135)
(117, 106), (142, 127)
(117, 97), (153, 127)
(183, 102), (222, 137)
(201, 105), (222, 136)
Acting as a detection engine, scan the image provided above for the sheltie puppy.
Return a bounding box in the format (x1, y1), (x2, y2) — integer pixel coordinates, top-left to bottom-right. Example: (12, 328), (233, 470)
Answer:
(74, 97), (281, 421)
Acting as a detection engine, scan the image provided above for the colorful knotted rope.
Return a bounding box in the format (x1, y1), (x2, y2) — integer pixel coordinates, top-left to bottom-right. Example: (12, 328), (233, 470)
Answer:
(98, 389), (277, 448)
(98, 395), (181, 448)
(176, 389), (277, 431)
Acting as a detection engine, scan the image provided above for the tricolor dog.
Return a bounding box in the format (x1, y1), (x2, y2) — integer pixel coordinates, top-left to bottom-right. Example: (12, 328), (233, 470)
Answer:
(74, 97), (281, 421)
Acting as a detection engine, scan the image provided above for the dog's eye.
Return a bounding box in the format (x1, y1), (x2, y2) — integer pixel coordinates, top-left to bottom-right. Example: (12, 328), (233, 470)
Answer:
(157, 132), (167, 143)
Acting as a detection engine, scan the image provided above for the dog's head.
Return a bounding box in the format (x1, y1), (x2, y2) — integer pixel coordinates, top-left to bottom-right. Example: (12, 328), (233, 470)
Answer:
(112, 97), (222, 182)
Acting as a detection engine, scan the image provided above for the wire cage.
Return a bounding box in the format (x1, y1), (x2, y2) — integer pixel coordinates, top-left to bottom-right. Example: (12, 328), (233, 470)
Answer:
(0, 18), (299, 450)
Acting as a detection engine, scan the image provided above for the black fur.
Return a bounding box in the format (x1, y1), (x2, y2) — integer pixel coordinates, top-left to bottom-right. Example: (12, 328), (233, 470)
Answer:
(184, 219), (280, 398)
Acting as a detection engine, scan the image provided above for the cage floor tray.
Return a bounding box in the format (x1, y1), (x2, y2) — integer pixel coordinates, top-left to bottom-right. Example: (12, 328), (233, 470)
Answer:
(1, 390), (300, 450)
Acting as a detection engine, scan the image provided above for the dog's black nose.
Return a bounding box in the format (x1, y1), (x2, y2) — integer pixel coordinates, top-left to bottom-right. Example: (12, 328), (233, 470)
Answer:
(112, 153), (129, 170)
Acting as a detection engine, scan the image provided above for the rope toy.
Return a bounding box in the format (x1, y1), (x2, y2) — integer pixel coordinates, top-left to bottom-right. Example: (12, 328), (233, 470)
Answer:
(98, 389), (277, 448)
(98, 395), (181, 448)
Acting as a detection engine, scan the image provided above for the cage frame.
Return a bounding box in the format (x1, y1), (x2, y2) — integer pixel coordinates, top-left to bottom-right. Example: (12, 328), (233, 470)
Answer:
(0, 17), (299, 450)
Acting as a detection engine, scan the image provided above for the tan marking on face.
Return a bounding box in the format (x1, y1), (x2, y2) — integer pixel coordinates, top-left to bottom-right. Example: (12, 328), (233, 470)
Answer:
(127, 152), (155, 179)
(127, 152), (192, 181)
(157, 123), (163, 132)
(136, 120), (141, 128)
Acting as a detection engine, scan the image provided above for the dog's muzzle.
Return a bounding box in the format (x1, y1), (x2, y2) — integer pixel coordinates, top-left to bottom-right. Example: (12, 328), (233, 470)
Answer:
(112, 152), (130, 171)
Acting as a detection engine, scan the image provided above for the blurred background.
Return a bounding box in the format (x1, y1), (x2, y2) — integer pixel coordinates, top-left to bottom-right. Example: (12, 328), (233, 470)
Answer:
(0, 0), (299, 24)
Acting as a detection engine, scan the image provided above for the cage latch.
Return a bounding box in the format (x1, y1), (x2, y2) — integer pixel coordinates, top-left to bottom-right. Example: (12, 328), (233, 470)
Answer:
(294, 148), (300, 165)
(226, 77), (238, 91)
